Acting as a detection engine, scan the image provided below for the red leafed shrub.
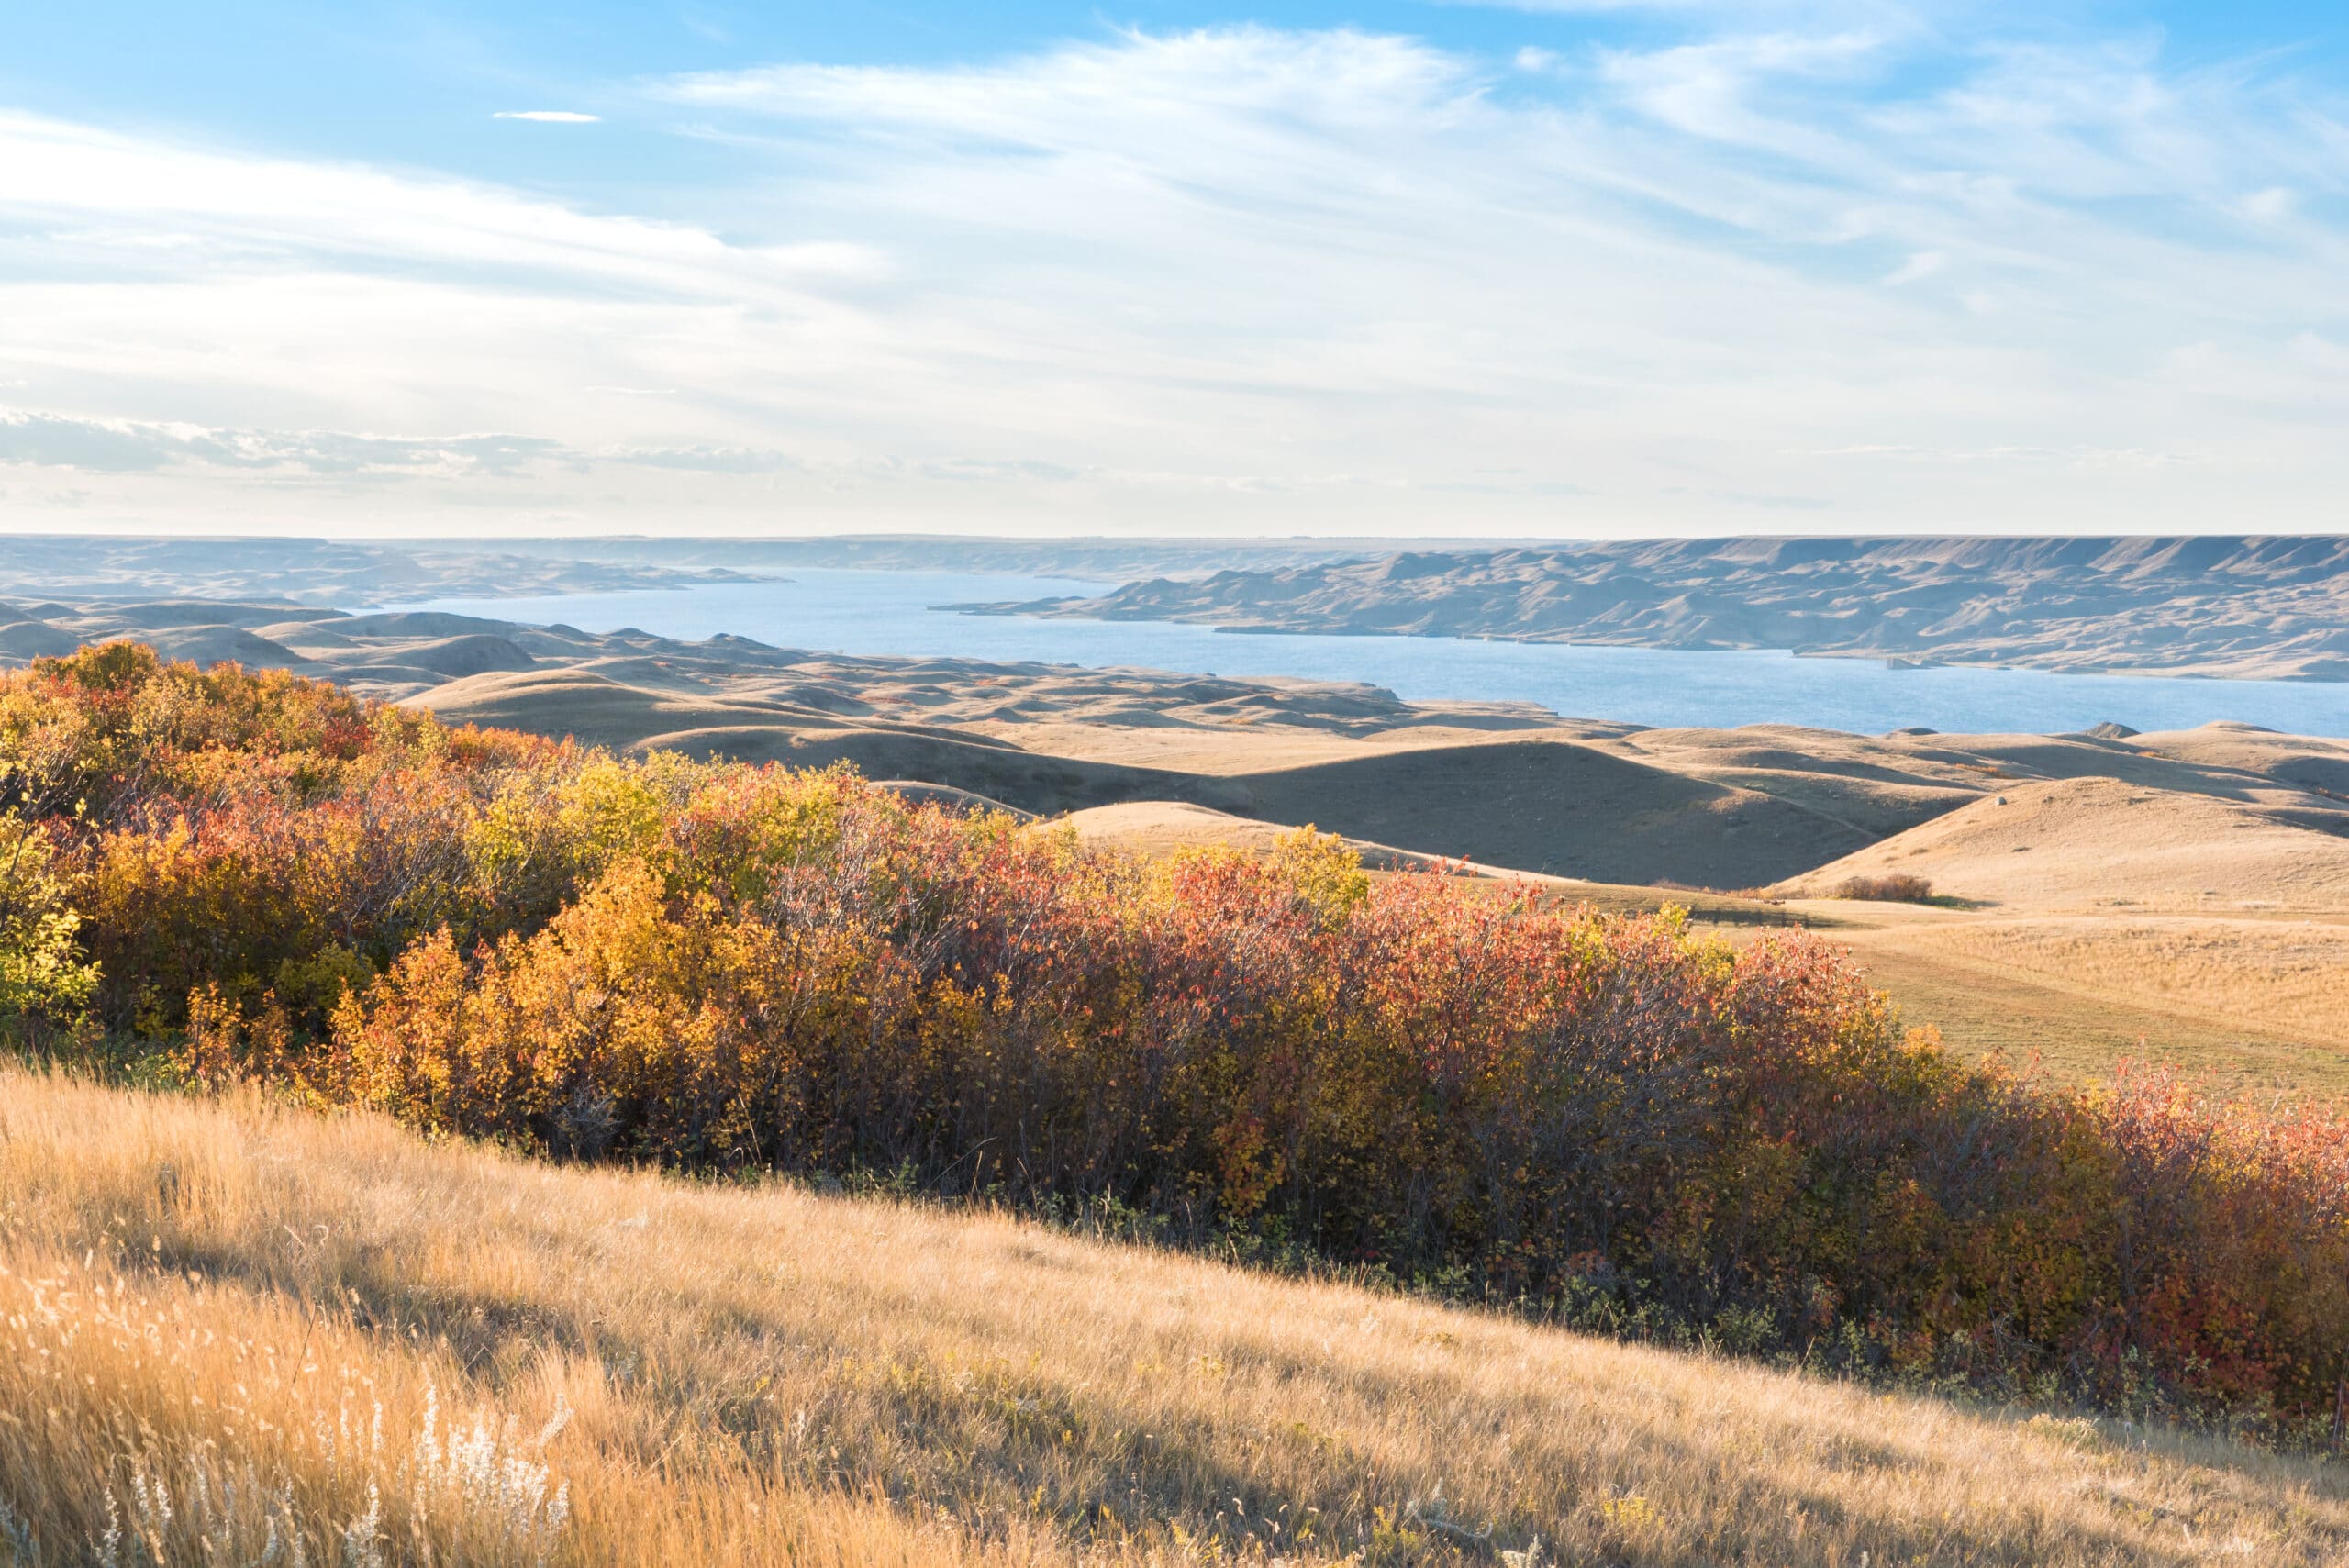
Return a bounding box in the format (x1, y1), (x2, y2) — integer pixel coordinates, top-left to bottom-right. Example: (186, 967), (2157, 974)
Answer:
(6, 645), (2349, 1434)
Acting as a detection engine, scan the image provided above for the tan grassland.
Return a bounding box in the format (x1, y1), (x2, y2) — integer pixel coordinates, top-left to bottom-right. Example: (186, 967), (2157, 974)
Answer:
(1770, 777), (2349, 916)
(6, 1068), (2349, 1567)
(1770, 910), (2349, 1100)
(1851, 915), (2349, 1045)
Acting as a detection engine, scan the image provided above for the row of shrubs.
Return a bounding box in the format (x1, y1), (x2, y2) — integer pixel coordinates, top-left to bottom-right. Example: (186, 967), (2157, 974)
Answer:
(1832, 873), (1937, 903)
(5, 644), (2348, 1435)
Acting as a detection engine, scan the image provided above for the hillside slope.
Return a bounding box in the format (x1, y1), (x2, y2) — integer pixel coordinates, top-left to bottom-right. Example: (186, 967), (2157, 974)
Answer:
(1208, 736), (1873, 885)
(15, 605), (2349, 895)
(6, 1070), (2345, 1567)
(416, 670), (1875, 884)
(1774, 775), (2349, 913)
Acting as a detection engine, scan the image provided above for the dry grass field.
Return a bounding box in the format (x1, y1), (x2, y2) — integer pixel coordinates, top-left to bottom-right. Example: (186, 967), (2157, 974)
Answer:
(1801, 917), (2349, 1101)
(1759, 776), (2349, 1098)
(1772, 777), (2349, 917)
(1849, 911), (2349, 1031)
(6, 1067), (2349, 1567)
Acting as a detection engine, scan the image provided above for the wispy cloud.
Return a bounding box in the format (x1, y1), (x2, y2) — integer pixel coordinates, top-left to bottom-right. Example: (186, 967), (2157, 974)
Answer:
(492, 110), (600, 123)
(2241, 185), (2297, 222)
(611, 443), (796, 473)
(2, 16), (2347, 535)
(0, 408), (568, 477)
(1882, 250), (1946, 285)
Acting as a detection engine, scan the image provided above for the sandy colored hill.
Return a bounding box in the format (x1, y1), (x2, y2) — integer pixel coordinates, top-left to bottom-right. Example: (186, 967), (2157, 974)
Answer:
(411, 671), (1858, 882)
(1753, 907), (2349, 1103)
(1773, 775), (2349, 914)
(1059, 801), (1454, 872)
(2130, 722), (2349, 797)
(1742, 768), (2349, 1100)
(1584, 723), (1987, 837)
(139, 624), (303, 667)
(1199, 736), (1873, 886)
(405, 666), (862, 747)
(1865, 915), (2349, 1046)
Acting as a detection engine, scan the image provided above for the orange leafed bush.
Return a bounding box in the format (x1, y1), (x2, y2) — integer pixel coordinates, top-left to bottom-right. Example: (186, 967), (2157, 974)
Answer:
(7, 644), (2349, 1434)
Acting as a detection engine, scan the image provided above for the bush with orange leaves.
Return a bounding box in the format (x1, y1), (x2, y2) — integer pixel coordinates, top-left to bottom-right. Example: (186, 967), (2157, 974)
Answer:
(6, 643), (2349, 1435)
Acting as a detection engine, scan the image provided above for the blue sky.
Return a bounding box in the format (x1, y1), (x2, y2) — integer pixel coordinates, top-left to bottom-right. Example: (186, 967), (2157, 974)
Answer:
(2, 0), (2346, 537)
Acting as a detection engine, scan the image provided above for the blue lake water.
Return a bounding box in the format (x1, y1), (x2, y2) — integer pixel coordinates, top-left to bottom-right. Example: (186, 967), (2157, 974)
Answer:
(399, 570), (2349, 739)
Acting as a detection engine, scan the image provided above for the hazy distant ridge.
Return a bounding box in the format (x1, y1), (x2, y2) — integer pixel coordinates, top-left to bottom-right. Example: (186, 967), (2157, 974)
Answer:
(0, 534), (1391, 609)
(0, 535), (762, 606)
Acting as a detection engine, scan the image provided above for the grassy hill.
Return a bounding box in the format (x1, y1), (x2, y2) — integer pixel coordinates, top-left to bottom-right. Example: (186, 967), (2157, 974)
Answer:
(6, 1068), (2347, 1567)
(10, 641), (2349, 1567)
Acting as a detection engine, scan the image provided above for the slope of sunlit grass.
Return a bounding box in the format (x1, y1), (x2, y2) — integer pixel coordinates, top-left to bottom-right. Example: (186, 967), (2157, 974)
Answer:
(4, 1068), (2346, 1567)
(1896, 915), (2349, 1046)
(1783, 911), (2349, 1100)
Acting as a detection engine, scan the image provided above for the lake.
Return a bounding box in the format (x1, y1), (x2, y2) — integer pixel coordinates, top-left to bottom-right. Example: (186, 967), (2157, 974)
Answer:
(400, 570), (2349, 739)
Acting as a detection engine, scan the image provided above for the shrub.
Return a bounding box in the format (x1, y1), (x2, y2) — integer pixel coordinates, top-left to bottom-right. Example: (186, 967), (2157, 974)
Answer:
(0, 810), (98, 1027)
(1832, 873), (1936, 903)
(6, 645), (2349, 1434)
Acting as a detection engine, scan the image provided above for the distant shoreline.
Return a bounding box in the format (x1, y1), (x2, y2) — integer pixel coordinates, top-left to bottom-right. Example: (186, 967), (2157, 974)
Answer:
(949, 534), (2349, 684)
(949, 603), (2321, 684)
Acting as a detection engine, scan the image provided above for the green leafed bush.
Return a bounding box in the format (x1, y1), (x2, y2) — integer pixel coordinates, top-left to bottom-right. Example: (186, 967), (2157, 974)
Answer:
(0, 810), (98, 1025)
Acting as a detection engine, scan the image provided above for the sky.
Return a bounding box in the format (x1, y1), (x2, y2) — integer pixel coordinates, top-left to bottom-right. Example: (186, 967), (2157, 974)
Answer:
(2, 1), (2345, 539)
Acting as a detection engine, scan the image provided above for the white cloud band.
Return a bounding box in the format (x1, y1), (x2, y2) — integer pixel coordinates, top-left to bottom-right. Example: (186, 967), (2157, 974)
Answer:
(1, 18), (2345, 534)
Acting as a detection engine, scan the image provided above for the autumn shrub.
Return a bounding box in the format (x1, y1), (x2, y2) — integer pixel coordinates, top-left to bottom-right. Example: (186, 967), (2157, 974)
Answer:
(0, 810), (97, 1027)
(1832, 873), (1937, 903)
(6, 644), (2349, 1435)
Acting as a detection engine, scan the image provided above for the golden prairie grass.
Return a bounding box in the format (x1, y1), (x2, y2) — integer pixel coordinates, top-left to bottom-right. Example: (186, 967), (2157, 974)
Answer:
(1907, 917), (2349, 1046)
(1810, 914), (2349, 1100)
(5, 1067), (2349, 1566)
